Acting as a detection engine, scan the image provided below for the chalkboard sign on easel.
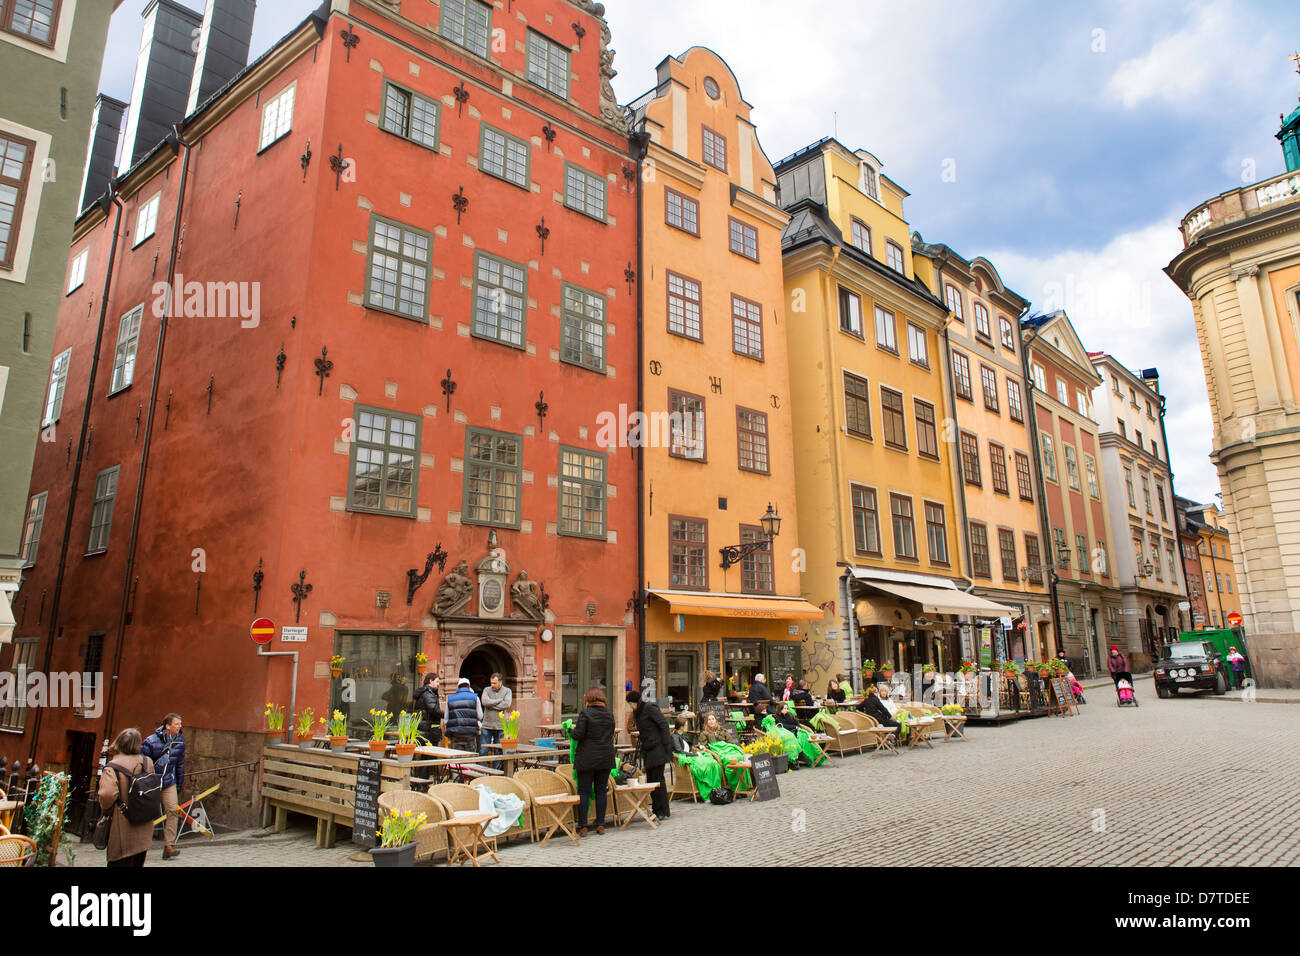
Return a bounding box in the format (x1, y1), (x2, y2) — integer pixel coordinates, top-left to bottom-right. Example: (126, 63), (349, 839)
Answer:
(1052, 677), (1079, 715)
(352, 757), (382, 847)
(749, 753), (780, 801)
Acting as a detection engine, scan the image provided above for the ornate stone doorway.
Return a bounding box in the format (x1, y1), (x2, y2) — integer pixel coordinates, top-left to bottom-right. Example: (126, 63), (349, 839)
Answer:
(459, 642), (517, 695)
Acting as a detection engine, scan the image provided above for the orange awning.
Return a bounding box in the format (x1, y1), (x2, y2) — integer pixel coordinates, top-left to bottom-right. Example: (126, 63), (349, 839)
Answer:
(649, 591), (825, 621)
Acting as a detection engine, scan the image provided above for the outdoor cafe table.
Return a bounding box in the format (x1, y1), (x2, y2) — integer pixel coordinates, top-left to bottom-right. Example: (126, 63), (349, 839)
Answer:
(533, 793), (581, 847)
(939, 714), (969, 740)
(436, 812), (500, 866)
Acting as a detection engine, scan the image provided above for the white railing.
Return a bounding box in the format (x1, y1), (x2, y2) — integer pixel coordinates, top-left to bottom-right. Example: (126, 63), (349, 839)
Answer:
(1255, 175), (1300, 208)
(1184, 207), (1212, 240)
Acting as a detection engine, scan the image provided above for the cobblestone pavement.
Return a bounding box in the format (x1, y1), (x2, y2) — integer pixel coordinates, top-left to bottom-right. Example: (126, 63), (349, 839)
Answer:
(70, 679), (1300, 867)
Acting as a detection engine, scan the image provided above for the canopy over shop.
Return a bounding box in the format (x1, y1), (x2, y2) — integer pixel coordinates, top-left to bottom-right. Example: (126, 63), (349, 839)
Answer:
(643, 591), (823, 707)
(847, 569), (1017, 683)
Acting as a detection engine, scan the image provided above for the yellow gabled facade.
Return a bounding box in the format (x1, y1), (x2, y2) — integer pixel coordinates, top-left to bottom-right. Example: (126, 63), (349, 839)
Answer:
(630, 48), (818, 708)
(776, 138), (973, 690)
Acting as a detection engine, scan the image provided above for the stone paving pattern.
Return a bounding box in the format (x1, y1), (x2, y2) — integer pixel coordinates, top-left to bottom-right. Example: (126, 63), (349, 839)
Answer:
(70, 679), (1300, 867)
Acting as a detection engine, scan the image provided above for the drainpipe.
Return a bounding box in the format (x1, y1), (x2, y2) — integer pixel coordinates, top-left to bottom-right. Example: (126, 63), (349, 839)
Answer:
(1155, 391), (1190, 646)
(631, 122), (650, 725)
(27, 189), (125, 763)
(103, 126), (194, 737)
(1019, 320), (1068, 669)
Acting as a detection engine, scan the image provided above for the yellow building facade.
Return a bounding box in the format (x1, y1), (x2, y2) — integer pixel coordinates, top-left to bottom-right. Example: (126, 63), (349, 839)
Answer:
(1194, 507), (1243, 629)
(910, 240), (1053, 661)
(629, 48), (818, 708)
(775, 138), (1013, 692)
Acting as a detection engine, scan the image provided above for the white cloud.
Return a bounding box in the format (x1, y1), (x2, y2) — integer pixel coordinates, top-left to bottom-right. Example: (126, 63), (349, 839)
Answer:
(987, 220), (1222, 504)
(1105, 0), (1270, 111)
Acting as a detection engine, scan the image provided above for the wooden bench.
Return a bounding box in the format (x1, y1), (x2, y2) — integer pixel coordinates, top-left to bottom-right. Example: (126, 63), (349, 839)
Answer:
(260, 746), (413, 847)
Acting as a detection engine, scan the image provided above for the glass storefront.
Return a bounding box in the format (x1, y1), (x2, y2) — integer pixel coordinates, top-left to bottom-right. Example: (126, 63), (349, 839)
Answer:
(560, 636), (610, 719)
(331, 631), (420, 738)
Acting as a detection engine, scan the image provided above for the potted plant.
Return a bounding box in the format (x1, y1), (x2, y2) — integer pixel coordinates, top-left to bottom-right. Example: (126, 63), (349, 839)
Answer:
(293, 707), (316, 748)
(861, 658), (877, 681)
(364, 708), (392, 756)
(879, 662), (895, 680)
(324, 709), (348, 752)
(414, 651), (428, 675)
(1052, 658), (1068, 677)
(958, 661), (976, 675)
(264, 702), (287, 744)
(394, 710), (424, 761)
(921, 662), (938, 680)
(370, 809), (426, 867)
(1002, 660), (1021, 679)
(764, 733), (790, 774)
(499, 709), (521, 749)
(329, 654), (345, 679)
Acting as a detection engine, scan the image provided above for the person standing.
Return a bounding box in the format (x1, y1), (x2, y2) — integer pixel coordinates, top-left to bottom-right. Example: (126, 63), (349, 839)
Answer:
(480, 673), (513, 763)
(626, 691), (673, 822)
(445, 677), (482, 754)
(1227, 647), (1246, 689)
(572, 687), (615, 836)
(98, 728), (155, 868)
(141, 714), (185, 860)
(413, 674), (443, 744)
(1107, 646), (1129, 685)
(700, 670), (722, 703)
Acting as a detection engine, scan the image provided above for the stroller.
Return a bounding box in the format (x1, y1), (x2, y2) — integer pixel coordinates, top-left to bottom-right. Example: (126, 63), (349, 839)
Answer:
(1114, 671), (1139, 707)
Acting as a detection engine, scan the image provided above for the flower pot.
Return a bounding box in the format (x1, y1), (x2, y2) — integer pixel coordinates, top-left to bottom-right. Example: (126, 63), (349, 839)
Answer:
(370, 842), (417, 867)
(500, 738), (518, 750)
(1038, 669), (1050, 678)
(329, 735), (348, 753)
(368, 740), (388, 757)
(330, 667), (342, 678)
(923, 671), (936, 681)
(416, 663), (428, 675)
(298, 737), (314, 749)
(264, 730), (284, 746)
(862, 670), (874, 681)
(880, 670), (894, 680)
(394, 743), (416, 762)
(770, 754), (789, 775)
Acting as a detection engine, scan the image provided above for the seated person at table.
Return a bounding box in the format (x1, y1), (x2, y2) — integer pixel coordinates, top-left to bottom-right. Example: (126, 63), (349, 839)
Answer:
(837, 674), (855, 699)
(862, 685), (901, 731)
(790, 680), (815, 711)
(696, 712), (733, 748)
(751, 700), (769, 727)
(748, 673), (773, 706)
(771, 701), (801, 735)
(826, 678), (846, 703)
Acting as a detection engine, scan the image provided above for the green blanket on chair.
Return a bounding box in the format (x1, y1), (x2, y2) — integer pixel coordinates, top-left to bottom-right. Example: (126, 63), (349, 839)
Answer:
(673, 751), (722, 800)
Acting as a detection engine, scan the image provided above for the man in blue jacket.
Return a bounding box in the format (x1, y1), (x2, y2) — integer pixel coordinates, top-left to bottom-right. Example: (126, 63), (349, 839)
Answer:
(444, 678), (482, 755)
(142, 713), (186, 859)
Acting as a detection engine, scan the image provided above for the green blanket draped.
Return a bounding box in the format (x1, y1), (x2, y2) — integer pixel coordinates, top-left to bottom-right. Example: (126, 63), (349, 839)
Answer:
(707, 741), (750, 790)
(673, 751), (722, 800)
(761, 715), (826, 768)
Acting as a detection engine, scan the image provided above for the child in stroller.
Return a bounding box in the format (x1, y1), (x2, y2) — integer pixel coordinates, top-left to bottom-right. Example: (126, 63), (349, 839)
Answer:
(1114, 670), (1139, 707)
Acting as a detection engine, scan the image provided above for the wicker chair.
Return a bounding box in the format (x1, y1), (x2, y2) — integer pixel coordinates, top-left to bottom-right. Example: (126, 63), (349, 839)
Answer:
(821, 712), (866, 754)
(426, 782), (481, 815)
(377, 789), (449, 863)
(0, 834), (36, 867)
(473, 776), (535, 843)
(515, 769), (572, 802)
(669, 757), (702, 803)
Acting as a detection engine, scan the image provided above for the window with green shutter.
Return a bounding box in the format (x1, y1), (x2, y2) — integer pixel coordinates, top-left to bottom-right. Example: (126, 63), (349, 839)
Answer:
(464, 428), (522, 528)
(348, 406), (420, 517)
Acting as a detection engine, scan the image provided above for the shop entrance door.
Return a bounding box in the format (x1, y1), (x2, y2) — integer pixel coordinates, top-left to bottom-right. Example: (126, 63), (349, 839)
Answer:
(561, 637), (611, 720)
(722, 640), (762, 699)
(664, 651), (696, 710)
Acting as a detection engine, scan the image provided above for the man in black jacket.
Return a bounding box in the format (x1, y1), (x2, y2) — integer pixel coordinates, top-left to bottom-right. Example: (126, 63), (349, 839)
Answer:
(747, 673), (773, 706)
(626, 691), (673, 821)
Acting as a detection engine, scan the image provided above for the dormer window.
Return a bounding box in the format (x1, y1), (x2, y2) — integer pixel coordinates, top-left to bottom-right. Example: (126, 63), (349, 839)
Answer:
(859, 162), (879, 200)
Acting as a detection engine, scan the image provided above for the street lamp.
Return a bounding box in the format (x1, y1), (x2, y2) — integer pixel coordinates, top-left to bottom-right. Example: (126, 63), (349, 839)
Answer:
(719, 503), (782, 569)
(1057, 546), (1072, 569)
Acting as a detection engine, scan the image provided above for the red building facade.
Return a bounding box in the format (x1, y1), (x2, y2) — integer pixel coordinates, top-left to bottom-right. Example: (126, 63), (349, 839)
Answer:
(6, 0), (639, 825)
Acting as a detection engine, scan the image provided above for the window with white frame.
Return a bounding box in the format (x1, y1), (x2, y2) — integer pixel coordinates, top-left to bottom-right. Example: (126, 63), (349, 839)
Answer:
(0, 638), (39, 730)
(1041, 434), (1057, 482)
(258, 83), (295, 151)
(850, 218), (871, 255)
(731, 295), (763, 359)
(1032, 363), (1046, 390)
(133, 193), (160, 246)
(20, 491), (46, 567)
(875, 306), (897, 352)
(838, 287), (863, 337)
(973, 301), (991, 339)
(42, 347), (70, 425)
(668, 389), (705, 460)
(109, 305), (144, 394)
(67, 249), (88, 293)
(666, 271), (702, 340)
(945, 284), (964, 322)
(999, 316), (1016, 350)
(906, 322), (927, 367)
(87, 466), (120, 554)
(1056, 378), (1069, 406)
(885, 241), (905, 273)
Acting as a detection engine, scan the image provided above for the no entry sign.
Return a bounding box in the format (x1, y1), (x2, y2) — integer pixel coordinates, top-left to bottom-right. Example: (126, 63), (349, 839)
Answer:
(250, 617), (275, 644)
(1227, 612), (1243, 627)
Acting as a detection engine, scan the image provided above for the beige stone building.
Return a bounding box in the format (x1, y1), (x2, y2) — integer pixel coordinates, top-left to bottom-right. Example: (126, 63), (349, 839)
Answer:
(1165, 107), (1300, 687)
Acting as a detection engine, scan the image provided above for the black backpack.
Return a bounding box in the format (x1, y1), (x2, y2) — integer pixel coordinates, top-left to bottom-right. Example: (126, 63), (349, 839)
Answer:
(108, 760), (164, 825)
(709, 787), (734, 805)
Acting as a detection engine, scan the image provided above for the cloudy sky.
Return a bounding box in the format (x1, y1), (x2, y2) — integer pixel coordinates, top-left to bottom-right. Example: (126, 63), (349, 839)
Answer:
(97, 0), (1300, 505)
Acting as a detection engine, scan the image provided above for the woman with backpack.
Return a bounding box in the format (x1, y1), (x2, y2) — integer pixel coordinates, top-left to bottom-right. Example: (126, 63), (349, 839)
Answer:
(98, 728), (157, 867)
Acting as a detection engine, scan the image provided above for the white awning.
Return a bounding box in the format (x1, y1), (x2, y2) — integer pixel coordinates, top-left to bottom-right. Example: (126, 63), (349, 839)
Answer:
(850, 569), (1016, 617)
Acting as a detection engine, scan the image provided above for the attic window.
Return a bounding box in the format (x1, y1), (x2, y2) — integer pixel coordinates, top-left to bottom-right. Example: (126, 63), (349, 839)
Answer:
(860, 163), (879, 200)
(704, 76), (720, 100)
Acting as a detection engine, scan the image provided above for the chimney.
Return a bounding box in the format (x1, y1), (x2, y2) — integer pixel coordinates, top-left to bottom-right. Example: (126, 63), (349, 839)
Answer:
(119, 0), (204, 169)
(1140, 367), (1160, 397)
(185, 0), (257, 115)
(79, 94), (128, 212)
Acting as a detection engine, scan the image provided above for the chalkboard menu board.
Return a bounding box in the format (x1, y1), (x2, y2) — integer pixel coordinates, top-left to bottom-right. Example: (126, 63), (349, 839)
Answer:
(1051, 677), (1078, 714)
(749, 753), (780, 802)
(767, 641), (802, 684)
(707, 641), (721, 678)
(642, 642), (659, 682)
(352, 757), (382, 847)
